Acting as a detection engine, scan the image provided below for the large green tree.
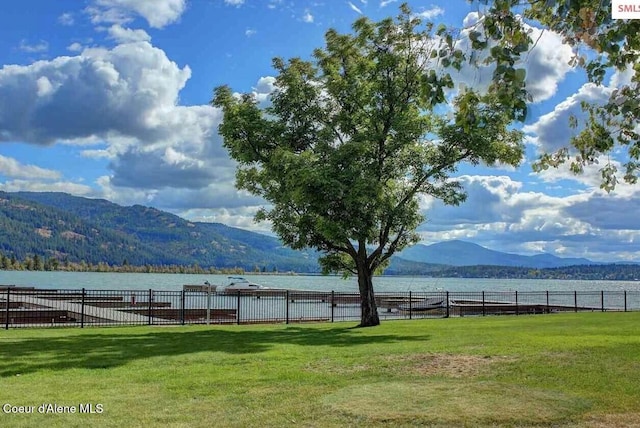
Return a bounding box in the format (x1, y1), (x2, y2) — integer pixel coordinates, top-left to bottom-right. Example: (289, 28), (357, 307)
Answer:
(212, 5), (524, 326)
(476, 0), (640, 190)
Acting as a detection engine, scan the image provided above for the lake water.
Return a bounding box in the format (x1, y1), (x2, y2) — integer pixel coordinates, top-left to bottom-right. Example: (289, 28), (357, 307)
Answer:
(2, 271), (640, 293)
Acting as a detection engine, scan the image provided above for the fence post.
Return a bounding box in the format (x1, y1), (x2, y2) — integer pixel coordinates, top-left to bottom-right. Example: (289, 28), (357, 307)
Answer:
(574, 291), (578, 312)
(181, 290), (185, 325)
(445, 291), (450, 318)
(286, 290), (290, 325)
(624, 291), (627, 312)
(546, 291), (549, 314)
(331, 291), (335, 323)
(409, 291), (412, 320)
(81, 288), (85, 328)
(237, 291), (241, 325)
(5, 287), (10, 330)
(515, 290), (519, 316)
(601, 290), (605, 312)
(206, 284), (211, 325)
(148, 289), (153, 325)
(482, 291), (485, 316)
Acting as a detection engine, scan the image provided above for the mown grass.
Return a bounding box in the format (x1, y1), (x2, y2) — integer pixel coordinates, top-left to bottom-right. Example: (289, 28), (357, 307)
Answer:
(1, 312), (639, 427)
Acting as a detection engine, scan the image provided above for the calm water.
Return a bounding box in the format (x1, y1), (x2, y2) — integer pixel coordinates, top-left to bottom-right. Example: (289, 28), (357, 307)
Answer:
(1, 271), (640, 292)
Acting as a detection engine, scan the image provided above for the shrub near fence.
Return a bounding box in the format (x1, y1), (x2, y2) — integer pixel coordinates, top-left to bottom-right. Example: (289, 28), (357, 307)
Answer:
(2, 286), (640, 329)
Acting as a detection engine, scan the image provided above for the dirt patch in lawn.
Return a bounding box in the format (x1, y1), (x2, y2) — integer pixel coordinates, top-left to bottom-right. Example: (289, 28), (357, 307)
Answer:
(581, 413), (640, 427)
(383, 353), (516, 378)
(323, 380), (590, 426)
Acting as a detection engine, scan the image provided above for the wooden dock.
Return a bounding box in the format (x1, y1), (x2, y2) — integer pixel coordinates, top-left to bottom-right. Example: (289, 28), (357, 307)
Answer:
(449, 299), (607, 316)
(9, 294), (154, 324)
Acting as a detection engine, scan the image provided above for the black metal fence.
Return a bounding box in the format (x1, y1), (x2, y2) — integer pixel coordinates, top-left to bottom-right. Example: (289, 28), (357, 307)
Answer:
(2, 286), (640, 329)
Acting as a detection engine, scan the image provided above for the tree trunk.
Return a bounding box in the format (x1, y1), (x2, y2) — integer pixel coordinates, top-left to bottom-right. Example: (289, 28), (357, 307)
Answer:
(357, 265), (380, 327)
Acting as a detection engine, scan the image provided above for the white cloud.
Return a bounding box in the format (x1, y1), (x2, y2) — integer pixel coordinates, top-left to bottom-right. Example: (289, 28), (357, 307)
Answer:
(245, 28), (257, 37)
(415, 173), (640, 261)
(108, 25), (152, 43)
(254, 76), (276, 94)
(179, 206), (272, 234)
(67, 43), (84, 52)
(523, 83), (611, 153)
(18, 40), (49, 53)
(415, 6), (444, 20)
(380, 0), (398, 7)
(302, 10), (314, 23)
(519, 27), (575, 101)
(0, 179), (93, 195)
(224, 0), (245, 6)
(462, 11), (480, 28)
(58, 13), (75, 26)
(0, 41), (191, 145)
(0, 38), (246, 205)
(0, 155), (61, 180)
(87, 0), (187, 29)
(348, 1), (363, 14)
(451, 14), (575, 103)
(36, 76), (54, 97)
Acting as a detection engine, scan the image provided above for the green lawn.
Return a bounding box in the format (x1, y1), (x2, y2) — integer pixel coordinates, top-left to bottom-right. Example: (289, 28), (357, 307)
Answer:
(1, 313), (639, 427)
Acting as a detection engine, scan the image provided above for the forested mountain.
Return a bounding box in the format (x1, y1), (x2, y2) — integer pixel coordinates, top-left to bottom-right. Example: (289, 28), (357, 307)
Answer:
(1, 192), (319, 272)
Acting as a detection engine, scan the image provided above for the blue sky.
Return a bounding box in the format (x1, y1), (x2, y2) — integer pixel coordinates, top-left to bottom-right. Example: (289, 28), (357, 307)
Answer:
(0, 0), (638, 262)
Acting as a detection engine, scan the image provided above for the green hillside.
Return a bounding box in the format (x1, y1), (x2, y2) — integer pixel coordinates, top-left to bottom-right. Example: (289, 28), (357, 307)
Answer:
(1, 192), (319, 272)
(0, 193), (168, 266)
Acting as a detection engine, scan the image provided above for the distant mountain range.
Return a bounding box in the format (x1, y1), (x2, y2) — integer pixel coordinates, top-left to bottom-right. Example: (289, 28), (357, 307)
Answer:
(398, 240), (596, 269)
(1, 191), (633, 276)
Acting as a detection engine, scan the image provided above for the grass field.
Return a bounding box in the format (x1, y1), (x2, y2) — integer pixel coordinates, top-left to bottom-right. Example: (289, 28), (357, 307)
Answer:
(1, 312), (639, 427)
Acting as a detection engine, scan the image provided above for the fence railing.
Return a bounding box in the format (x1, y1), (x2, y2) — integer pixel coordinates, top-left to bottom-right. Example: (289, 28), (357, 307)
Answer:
(2, 286), (639, 329)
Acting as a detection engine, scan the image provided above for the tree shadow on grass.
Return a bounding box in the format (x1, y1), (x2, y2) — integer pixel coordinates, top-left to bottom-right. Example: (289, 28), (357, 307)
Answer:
(0, 325), (431, 376)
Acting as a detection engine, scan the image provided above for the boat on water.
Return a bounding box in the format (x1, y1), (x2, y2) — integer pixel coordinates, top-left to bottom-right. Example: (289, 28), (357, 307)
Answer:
(398, 297), (446, 312)
(215, 277), (270, 294)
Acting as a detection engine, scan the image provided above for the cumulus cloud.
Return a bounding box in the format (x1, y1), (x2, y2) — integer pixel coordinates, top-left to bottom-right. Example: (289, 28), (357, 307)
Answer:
(67, 42), (84, 52)
(108, 25), (152, 43)
(565, 193), (640, 231)
(0, 155), (61, 180)
(178, 205), (272, 235)
(451, 13), (574, 103)
(462, 11), (480, 28)
(86, 0), (187, 29)
(523, 83), (611, 153)
(416, 174), (640, 261)
(107, 106), (227, 189)
(524, 66), (636, 180)
(0, 41), (191, 145)
(420, 175), (526, 227)
(0, 37), (247, 210)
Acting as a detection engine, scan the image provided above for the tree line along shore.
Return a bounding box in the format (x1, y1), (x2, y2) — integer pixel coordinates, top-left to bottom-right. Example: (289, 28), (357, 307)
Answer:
(2, 251), (640, 281)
